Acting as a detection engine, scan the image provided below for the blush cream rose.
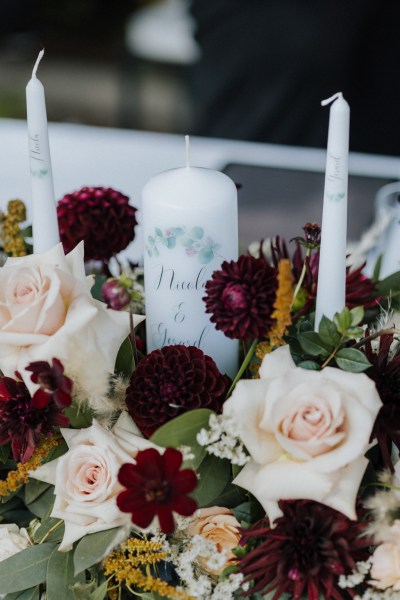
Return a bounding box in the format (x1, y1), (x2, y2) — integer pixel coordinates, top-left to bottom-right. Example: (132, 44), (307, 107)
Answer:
(224, 345), (382, 524)
(0, 243), (143, 396)
(30, 413), (160, 551)
(187, 507), (241, 575)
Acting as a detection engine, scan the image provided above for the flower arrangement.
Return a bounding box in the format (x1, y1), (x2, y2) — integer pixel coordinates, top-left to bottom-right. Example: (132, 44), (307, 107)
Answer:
(0, 190), (399, 600)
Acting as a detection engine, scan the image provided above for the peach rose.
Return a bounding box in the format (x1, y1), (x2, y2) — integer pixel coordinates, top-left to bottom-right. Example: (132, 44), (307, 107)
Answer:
(0, 243), (143, 395)
(370, 542), (400, 590)
(187, 507), (241, 574)
(31, 413), (160, 551)
(224, 345), (382, 524)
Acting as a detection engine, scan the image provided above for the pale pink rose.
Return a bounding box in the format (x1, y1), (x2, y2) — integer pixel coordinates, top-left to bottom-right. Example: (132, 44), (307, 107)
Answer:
(370, 542), (400, 590)
(30, 413), (159, 551)
(224, 345), (382, 524)
(187, 507), (241, 575)
(0, 243), (143, 395)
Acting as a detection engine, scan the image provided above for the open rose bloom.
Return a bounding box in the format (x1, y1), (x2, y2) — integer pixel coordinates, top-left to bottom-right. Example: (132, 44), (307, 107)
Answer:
(225, 345), (382, 523)
(0, 243), (143, 395)
(31, 413), (159, 551)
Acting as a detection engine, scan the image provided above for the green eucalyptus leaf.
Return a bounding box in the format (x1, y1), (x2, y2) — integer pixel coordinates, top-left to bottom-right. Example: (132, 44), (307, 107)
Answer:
(24, 479), (51, 505)
(233, 501), (265, 524)
(372, 254), (383, 283)
(150, 409), (213, 469)
(47, 546), (85, 600)
(206, 482), (246, 509)
(376, 271), (400, 298)
(191, 455), (231, 506)
(25, 484), (55, 519)
(318, 315), (340, 346)
(350, 306), (364, 327)
(344, 326), (364, 340)
(90, 275), (107, 302)
(0, 445), (10, 464)
(297, 331), (332, 356)
(333, 307), (352, 333)
(74, 527), (122, 575)
(297, 360), (321, 370)
(64, 403), (94, 429)
(32, 517), (64, 544)
(298, 320), (313, 333)
(0, 542), (57, 593)
(3, 587), (40, 600)
(87, 580), (108, 600)
(115, 336), (134, 378)
(334, 348), (372, 372)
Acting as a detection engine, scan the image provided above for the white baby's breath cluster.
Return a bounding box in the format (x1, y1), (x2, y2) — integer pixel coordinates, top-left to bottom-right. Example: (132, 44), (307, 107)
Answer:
(338, 558), (372, 589)
(178, 445), (196, 462)
(197, 413), (249, 466)
(158, 530), (244, 600)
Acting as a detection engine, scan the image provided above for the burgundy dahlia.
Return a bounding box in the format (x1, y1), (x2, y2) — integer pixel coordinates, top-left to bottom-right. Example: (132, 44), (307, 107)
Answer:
(126, 345), (230, 437)
(269, 239), (378, 317)
(0, 375), (69, 463)
(203, 255), (278, 342)
(238, 500), (371, 600)
(57, 186), (138, 262)
(117, 447), (197, 534)
(26, 358), (73, 409)
(364, 331), (400, 471)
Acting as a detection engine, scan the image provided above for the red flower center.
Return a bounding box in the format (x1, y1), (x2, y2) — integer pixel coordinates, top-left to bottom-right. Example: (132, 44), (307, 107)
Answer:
(144, 479), (170, 503)
(221, 283), (248, 310)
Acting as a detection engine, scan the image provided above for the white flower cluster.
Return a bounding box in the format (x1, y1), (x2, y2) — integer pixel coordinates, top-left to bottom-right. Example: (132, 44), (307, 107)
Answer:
(157, 532), (244, 600)
(338, 558), (372, 589)
(196, 413), (249, 466)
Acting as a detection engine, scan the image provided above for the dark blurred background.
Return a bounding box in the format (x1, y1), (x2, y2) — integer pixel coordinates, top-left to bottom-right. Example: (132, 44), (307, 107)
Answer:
(2, 0), (400, 156)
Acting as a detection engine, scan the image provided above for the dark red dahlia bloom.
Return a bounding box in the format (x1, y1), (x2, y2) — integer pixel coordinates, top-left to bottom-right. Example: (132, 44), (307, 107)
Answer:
(26, 358), (73, 409)
(0, 376), (69, 463)
(57, 186), (138, 261)
(126, 345), (230, 437)
(117, 447), (197, 534)
(203, 255), (278, 342)
(364, 331), (400, 471)
(238, 500), (371, 600)
(269, 239), (378, 317)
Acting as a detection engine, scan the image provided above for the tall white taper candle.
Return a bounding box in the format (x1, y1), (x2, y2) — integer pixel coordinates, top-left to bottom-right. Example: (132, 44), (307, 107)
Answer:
(315, 92), (350, 330)
(26, 49), (60, 253)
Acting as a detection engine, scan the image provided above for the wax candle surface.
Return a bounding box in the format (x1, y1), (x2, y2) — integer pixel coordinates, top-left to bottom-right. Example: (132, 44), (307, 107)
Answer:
(142, 165), (239, 377)
(26, 50), (60, 253)
(315, 92), (350, 329)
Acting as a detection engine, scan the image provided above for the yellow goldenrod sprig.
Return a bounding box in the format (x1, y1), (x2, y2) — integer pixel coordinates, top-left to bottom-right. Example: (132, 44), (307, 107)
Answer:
(104, 538), (195, 600)
(0, 436), (60, 497)
(268, 258), (294, 347)
(0, 199), (28, 257)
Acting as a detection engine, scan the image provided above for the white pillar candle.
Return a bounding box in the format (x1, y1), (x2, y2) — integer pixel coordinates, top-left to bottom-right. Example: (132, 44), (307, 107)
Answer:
(26, 49), (60, 253)
(315, 92), (350, 329)
(142, 137), (239, 377)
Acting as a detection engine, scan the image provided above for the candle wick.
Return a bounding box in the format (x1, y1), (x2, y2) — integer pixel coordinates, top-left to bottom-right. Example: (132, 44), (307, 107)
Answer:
(185, 134), (191, 168)
(321, 91), (343, 107)
(32, 49), (45, 78)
